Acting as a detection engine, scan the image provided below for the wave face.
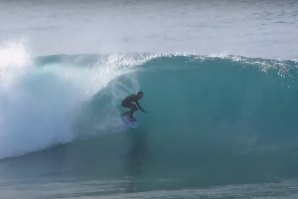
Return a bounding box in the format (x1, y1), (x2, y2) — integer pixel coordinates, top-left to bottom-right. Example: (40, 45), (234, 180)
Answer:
(1, 50), (298, 184)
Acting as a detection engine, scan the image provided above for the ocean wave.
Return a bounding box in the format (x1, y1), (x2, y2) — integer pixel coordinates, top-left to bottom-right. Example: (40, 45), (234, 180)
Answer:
(0, 49), (298, 163)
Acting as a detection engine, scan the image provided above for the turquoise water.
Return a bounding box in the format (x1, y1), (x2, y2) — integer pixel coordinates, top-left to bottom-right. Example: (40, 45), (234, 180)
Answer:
(1, 0), (298, 198)
(1, 54), (298, 198)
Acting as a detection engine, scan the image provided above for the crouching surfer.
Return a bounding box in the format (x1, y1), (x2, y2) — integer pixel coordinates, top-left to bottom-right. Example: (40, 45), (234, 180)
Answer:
(121, 91), (146, 121)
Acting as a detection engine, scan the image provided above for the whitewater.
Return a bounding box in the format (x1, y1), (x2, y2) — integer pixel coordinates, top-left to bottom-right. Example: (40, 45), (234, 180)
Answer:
(1, 0), (298, 198)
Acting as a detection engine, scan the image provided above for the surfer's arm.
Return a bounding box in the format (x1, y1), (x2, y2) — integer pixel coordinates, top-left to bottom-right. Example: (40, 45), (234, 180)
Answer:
(136, 100), (146, 112)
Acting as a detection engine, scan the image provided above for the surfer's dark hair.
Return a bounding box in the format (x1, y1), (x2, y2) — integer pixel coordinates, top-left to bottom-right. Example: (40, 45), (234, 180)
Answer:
(137, 91), (144, 95)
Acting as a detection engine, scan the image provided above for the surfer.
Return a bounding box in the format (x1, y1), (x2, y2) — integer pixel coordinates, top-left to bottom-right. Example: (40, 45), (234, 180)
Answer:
(122, 91), (146, 121)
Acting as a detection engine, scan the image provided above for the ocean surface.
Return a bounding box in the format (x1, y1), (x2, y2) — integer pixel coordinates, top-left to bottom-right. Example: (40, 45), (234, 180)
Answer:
(1, 0), (298, 198)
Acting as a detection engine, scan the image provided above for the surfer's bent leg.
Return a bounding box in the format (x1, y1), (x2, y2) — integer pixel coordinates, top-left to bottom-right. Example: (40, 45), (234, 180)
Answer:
(122, 102), (138, 120)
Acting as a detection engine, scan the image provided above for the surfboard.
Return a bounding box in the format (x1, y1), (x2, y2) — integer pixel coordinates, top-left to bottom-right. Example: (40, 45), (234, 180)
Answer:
(121, 115), (139, 128)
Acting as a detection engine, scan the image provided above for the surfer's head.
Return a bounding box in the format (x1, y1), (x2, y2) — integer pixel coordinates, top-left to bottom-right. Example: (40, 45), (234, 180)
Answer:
(137, 91), (144, 99)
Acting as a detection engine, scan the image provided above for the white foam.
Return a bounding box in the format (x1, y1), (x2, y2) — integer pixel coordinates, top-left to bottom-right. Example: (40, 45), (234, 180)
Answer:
(0, 40), (31, 90)
(0, 47), (155, 159)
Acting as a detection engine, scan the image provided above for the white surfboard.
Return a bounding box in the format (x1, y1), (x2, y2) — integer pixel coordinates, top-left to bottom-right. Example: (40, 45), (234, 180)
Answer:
(121, 114), (139, 128)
